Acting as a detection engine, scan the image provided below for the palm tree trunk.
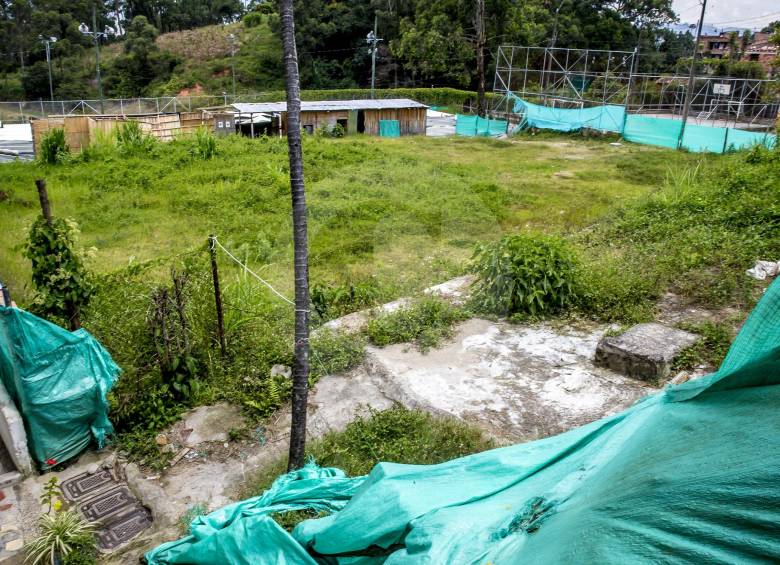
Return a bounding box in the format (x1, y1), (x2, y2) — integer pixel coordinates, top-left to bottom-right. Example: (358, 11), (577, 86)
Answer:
(279, 0), (311, 472)
(475, 0), (486, 117)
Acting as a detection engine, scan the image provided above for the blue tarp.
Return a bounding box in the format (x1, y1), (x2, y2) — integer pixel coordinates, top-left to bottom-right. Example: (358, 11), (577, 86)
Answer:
(147, 277), (780, 564)
(512, 96), (626, 133)
(456, 115), (508, 137)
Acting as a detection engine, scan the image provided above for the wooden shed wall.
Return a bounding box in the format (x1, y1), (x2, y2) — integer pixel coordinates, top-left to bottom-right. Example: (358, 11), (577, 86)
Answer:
(299, 110), (349, 130)
(363, 108), (426, 135)
(31, 118), (64, 154)
(180, 111), (213, 135)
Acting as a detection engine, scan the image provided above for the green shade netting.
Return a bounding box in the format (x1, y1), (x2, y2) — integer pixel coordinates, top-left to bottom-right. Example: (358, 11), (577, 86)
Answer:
(512, 95), (625, 133)
(379, 120), (400, 138)
(622, 114), (682, 149)
(147, 277), (780, 565)
(0, 307), (119, 469)
(456, 115), (507, 137)
(510, 93), (777, 153)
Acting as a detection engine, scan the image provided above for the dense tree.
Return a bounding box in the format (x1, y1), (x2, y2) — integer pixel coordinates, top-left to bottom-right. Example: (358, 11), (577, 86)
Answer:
(104, 15), (178, 96)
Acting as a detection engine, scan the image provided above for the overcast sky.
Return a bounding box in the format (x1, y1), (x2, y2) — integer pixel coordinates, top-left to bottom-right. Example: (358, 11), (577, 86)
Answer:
(672, 0), (779, 30)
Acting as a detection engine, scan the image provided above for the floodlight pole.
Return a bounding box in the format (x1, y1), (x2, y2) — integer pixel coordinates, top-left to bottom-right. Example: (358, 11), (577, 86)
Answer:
(228, 33), (237, 99)
(80, 8), (110, 114)
(678, 0), (708, 149)
(40, 37), (57, 102)
(367, 16), (382, 99)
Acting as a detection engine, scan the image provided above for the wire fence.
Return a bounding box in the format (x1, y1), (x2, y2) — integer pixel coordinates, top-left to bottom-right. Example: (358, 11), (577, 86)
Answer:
(0, 88), (482, 124)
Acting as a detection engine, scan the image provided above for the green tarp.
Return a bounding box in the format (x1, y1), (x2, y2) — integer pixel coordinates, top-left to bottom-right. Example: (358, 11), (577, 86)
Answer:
(455, 114), (508, 137)
(147, 278), (780, 564)
(0, 307), (119, 469)
(510, 93), (777, 153)
(379, 120), (400, 138)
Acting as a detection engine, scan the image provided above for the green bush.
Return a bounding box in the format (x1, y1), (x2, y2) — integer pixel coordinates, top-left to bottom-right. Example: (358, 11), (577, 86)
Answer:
(192, 127), (218, 159)
(366, 297), (467, 351)
(116, 121), (157, 156)
(471, 234), (578, 317)
(38, 128), (70, 164)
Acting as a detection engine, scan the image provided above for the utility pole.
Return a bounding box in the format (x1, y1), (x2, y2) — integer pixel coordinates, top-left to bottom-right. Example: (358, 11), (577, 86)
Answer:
(366, 16), (382, 98)
(678, 0), (707, 149)
(79, 8), (113, 114)
(475, 0), (486, 117)
(40, 36), (57, 102)
(228, 33), (237, 99)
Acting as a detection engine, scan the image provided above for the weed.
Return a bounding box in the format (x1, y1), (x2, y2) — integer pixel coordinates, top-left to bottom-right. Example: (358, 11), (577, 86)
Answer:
(116, 121), (157, 156)
(272, 509), (329, 532)
(311, 279), (380, 321)
(192, 127), (218, 159)
(178, 503), (208, 534)
(247, 405), (495, 499)
(672, 320), (736, 371)
(471, 234), (577, 318)
(366, 297), (468, 351)
(38, 128), (70, 165)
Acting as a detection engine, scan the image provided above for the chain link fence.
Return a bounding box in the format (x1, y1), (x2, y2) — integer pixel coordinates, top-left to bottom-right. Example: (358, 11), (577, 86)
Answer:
(0, 88), (482, 124)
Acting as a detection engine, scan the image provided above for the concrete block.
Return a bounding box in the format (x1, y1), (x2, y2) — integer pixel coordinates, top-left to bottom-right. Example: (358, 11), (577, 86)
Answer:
(595, 323), (699, 381)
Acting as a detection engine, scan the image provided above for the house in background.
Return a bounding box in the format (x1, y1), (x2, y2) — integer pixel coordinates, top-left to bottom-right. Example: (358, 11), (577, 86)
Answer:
(697, 31), (778, 76)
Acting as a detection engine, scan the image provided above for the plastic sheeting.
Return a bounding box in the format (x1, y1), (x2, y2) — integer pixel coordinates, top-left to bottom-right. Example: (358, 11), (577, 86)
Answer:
(510, 93), (777, 153)
(379, 120), (400, 138)
(0, 307), (119, 469)
(512, 96), (626, 133)
(147, 277), (780, 564)
(455, 115), (508, 137)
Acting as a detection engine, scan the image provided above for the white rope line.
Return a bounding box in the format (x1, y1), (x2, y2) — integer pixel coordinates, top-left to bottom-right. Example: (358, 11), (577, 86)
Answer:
(212, 235), (331, 377)
(211, 236), (295, 305)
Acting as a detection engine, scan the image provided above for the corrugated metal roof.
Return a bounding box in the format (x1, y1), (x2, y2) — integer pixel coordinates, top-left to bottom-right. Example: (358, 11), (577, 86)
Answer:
(231, 98), (427, 113)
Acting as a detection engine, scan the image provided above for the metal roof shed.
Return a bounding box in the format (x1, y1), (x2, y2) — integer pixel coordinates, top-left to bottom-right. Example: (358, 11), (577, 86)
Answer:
(231, 99), (428, 136)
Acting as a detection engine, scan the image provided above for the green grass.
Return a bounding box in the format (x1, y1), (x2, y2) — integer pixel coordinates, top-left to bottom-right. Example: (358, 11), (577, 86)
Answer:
(246, 405), (495, 498)
(0, 133), (701, 305)
(366, 297), (469, 351)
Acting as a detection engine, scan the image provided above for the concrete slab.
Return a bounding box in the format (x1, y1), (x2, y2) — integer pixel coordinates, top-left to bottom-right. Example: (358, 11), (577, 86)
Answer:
(364, 318), (655, 443)
(177, 402), (246, 448)
(595, 323), (700, 381)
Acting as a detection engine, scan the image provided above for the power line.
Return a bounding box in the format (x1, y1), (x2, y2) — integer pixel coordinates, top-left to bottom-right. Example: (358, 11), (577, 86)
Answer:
(707, 10), (780, 26)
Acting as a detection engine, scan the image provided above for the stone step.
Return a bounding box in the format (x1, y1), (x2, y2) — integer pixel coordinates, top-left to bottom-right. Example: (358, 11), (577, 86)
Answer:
(595, 323), (700, 382)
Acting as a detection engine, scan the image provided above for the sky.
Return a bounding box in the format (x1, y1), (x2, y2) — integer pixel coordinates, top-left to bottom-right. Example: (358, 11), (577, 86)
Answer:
(672, 0), (780, 30)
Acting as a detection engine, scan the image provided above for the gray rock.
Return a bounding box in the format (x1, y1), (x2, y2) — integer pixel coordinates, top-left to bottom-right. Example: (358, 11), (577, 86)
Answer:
(595, 323), (699, 381)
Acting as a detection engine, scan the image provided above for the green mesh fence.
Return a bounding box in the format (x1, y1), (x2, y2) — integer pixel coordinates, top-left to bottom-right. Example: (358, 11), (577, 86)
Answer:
(511, 94), (777, 154)
(456, 114), (508, 137)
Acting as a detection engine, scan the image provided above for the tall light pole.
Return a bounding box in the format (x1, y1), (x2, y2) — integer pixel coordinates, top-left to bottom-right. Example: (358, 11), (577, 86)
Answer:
(39, 35), (57, 102)
(228, 33), (237, 98)
(678, 0), (708, 149)
(366, 16), (382, 99)
(79, 9), (114, 114)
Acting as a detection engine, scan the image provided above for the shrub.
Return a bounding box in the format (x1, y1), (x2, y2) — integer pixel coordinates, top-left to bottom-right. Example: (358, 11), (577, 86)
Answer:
(470, 234), (577, 317)
(366, 297), (467, 352)
(116, 121), (157, 156)
(23, 216), (94, 329)
(38, 128), (70, 164)
(672, 321), (735, 371)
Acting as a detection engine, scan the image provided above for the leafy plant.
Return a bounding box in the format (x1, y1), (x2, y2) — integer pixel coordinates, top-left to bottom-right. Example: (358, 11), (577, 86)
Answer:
(23, 216), (94, 329)
(25, 511), (96, 565)
(40, 477), (63, 515)
(311, 280), (380, 321)
(471, 234), (577, 317)
(366, 298), (467, 352)
(38, 128), (70, 165)
(192, 127), (218, 159)
(116, 121), (157, 156)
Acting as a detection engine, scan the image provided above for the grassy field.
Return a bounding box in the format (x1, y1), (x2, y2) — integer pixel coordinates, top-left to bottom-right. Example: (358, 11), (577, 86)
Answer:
(3, 129), (777, 462)
(0, 133), (704, 303)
